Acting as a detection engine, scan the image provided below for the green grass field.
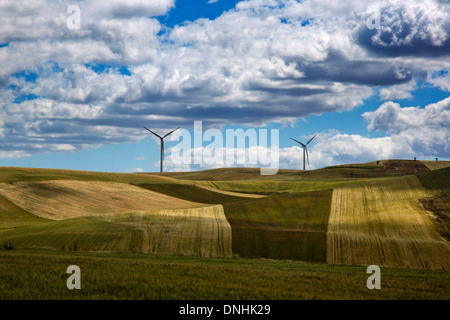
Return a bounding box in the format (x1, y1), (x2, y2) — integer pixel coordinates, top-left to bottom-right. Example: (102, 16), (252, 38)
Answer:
(223, 190), (332, 262)
(199, 179), (372, 194)
(134, 183), (245, 204)
(0, 216), (142, 252)
(0, 250), (448, 300)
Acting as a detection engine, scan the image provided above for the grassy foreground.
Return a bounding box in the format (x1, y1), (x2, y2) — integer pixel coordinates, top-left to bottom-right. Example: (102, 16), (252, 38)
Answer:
(0, 250), (448, 300)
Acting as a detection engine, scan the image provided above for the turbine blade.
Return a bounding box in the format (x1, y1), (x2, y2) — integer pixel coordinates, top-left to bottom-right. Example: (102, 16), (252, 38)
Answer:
(306, 134), (317, 145)
(143, 127), (162, 139)
(306, 147), (310, 166)
(163, 127), (180, 139)
(289, 137), (306, 148)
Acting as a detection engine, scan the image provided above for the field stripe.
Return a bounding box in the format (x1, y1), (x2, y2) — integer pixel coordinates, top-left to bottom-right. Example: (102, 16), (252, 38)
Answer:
(420, 160), (450, 171)
(327, 233), (450, 269)
(103, 205), (232, 258)
(0, 180), (206, 220)
(327, 175), (450, 269)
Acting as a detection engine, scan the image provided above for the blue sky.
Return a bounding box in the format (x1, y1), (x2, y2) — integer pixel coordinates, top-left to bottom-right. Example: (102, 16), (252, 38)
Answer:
(157, 0), (242, 28)
(1, 0), (449, 172)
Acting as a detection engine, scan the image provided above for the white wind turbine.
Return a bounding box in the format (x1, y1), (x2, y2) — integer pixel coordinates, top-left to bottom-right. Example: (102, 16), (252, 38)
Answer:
(289, 134), (317, 171)
(144, 127), (179, 172)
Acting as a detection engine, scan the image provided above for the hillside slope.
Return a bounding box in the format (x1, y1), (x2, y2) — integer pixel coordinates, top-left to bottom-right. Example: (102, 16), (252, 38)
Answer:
(222, 190), (332, 262)
(0, 193), (48, 230)
(100, 205), (232, 257)
(327, 174), (450, 270)
(420, 160), (450, 171)
(0, 168), (234, 257)
(0, 180), (206, 220)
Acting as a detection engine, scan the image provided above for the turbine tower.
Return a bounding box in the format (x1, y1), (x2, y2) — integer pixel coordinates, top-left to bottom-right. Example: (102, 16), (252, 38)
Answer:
(289, 134), (317, 171)
(144, 127), (179, 172)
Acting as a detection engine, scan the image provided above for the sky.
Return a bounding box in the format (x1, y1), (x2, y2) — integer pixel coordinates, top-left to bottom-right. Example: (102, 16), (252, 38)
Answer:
(0, 0), (449, 173)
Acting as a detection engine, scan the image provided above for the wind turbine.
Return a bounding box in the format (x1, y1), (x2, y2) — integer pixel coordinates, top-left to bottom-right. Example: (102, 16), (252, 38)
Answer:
(143, 127), (179, 172)
(289, 134), (317, 171)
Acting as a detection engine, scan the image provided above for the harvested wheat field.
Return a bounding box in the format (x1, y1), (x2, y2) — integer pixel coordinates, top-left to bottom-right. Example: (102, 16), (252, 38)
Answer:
(420, 160), (450, 171)
(101, 205), (232, 257)
(327, 175), (450, 270)
(0, 180), (205, 220)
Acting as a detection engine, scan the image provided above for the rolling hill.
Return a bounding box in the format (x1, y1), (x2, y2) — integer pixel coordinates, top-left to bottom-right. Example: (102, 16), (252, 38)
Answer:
(327, 175), (450, 269)
(0, 160), (449, 270)
(0, 180), (207, 220)
(0, 168), (233, 257)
